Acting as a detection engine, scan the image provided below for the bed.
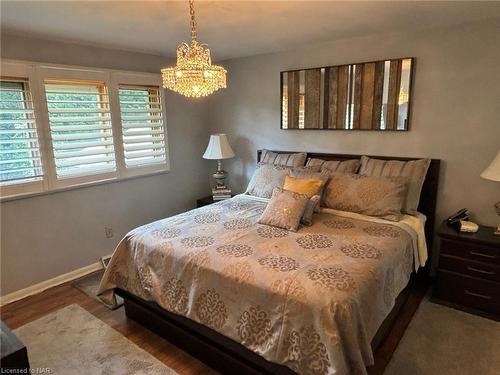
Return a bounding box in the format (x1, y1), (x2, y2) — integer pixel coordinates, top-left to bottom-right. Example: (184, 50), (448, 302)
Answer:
(98, 151), (440, 375)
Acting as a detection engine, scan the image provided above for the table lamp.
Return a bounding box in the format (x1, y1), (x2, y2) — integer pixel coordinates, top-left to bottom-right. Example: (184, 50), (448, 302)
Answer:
(203, 134), (235, 188)
(480, 150), (500, 235)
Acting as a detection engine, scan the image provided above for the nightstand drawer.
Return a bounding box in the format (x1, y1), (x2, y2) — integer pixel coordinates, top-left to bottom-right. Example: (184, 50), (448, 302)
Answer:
(439, 255), (500, 283)
(435, 271), (500, 315)
(440, 239), (500, 265)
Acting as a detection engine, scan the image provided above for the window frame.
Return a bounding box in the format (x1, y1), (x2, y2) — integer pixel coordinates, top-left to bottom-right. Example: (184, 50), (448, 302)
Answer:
(0, 61), (47, 198)
(111, 72), (170, 179)
(0, 60), (170, 201)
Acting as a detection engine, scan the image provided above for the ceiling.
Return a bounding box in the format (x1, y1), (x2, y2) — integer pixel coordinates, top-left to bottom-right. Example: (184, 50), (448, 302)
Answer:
(2, 1), (500, 61)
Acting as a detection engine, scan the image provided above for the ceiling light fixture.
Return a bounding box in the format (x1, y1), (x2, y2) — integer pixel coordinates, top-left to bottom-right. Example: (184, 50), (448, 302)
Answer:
(161, 0), (226, 98)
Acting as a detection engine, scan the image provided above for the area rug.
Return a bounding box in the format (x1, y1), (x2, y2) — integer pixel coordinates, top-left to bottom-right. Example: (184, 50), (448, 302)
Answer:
(384, 298), (500, 375)
(14, 304), (178, 375)
(73, 270), (123, 310)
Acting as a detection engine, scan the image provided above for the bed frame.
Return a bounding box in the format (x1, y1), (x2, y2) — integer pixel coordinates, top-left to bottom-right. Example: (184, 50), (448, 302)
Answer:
(116, 151), (440, 375)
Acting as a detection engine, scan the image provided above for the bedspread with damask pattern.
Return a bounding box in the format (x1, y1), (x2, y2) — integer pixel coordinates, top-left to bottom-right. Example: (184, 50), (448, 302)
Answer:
(98, 194), (418, 375)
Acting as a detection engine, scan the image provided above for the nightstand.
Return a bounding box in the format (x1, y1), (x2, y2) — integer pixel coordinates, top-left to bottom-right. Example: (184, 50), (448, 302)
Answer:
(196, 195), (234, 208)
(433, 221), (500, 320)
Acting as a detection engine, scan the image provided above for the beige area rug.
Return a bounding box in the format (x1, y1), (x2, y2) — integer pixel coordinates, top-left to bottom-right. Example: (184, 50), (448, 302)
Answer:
(384, 298), (500, 375)
(14, 304), (178, 375)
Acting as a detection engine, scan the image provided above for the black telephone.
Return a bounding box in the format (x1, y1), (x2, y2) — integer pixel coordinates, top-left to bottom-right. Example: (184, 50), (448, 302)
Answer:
(446, 208), (470, 225)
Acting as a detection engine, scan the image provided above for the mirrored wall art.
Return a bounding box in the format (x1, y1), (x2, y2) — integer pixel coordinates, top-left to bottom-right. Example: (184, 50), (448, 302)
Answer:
(281, 57), (414, 131)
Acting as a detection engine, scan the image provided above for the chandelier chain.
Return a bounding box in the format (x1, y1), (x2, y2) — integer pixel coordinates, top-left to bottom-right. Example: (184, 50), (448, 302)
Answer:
(189, 0), (197, 42)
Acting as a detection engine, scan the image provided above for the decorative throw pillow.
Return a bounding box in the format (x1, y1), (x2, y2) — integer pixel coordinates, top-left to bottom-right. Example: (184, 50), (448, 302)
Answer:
(306, 158), (361, 174)
(283, 176), (323, 197)
(260, 149), (307, 167)
(359, 156), (430, 214)
(287, 169), (330, 213)
(301, 195), (321, 226)
(323, 173), (409, 221)
(246, 164), (320, 199)
(258, 187), (309, 231)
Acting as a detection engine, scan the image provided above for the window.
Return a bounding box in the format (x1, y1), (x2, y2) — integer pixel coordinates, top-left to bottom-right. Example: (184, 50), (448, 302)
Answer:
(118, 85), (166, 168)
(45, 79), (116, 178)
(0, 61), (169, 200)
(0, 78), (43, 185)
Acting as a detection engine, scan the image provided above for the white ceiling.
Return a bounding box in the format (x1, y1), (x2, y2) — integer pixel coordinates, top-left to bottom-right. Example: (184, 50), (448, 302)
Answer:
(2, 1), (500, 61)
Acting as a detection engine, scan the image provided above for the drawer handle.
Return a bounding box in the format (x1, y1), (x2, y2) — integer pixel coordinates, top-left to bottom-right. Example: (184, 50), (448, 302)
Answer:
(469, 250), (496, 259)
(467, 266), (495, 275)
(464, 289), (492, 300)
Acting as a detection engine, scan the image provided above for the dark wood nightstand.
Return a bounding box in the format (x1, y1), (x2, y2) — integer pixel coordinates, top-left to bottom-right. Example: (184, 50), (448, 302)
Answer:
(196, 195), (234, 208)
(433, 221), (500, 320)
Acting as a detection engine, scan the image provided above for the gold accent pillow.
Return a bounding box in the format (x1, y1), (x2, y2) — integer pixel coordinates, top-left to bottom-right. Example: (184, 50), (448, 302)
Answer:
(283, 176), (323, 197)
(260, 149), (306, 167)
(306, 158), (361, 174)
(258, 187), (309, 232)
(246, 164), (320, 199)
(323, 173), (409, 221)
(288, 169), (330, 212)
(359, 156), (430, 214)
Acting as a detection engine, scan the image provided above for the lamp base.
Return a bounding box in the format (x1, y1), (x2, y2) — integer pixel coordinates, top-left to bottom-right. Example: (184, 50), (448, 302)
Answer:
(213, 160), (228, 188)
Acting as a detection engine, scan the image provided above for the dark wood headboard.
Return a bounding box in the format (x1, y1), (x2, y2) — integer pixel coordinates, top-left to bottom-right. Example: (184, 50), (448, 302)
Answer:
(257, 150), (441, 256)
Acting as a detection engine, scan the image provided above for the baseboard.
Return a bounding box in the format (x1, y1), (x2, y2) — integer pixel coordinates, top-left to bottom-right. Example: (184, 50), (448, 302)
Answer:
(0, 261), (103, 306)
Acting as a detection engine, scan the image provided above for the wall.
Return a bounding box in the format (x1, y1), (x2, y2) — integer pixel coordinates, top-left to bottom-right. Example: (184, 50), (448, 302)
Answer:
(207, 20), (500, 235)
(1, 34), (212, 295)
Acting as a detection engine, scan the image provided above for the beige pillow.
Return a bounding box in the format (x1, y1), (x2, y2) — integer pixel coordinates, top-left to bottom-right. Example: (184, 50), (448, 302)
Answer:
(260, 149), (306, 167)
(323, 173), (408, 221)
(246, 164), (320, 199)
(359, 156), (430, 214)
(306, 158), (360, 174)
(258, 187), (309, 231)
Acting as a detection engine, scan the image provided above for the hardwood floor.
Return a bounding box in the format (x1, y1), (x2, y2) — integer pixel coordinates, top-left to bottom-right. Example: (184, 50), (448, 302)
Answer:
(0, 275), (428, 375)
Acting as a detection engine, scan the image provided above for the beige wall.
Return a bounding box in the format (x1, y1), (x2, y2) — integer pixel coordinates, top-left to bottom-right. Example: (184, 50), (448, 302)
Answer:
(0, 34), (212, 295)
(206, 20), (500, 238)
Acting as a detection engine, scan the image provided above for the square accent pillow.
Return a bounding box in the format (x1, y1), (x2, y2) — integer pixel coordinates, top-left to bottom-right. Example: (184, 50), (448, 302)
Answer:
(258, 187), (309, 232)
(359, 156), (431, 214)
(323, 173), (409, 221)
(306, 158), (361, 174)
(260, 149), (306, 167)
(246, 164), (320, 199)
(283, 175), (323, 197)
(288, 169), (330, 212)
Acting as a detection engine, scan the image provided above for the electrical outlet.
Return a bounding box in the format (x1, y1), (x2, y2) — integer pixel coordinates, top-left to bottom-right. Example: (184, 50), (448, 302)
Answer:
(105, 226), (114, 239)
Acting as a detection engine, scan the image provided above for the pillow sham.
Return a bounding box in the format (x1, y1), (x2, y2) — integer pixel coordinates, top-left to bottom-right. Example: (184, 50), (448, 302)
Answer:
(246, 164), (320, 199)
(359, 156), (431, 214)
(258, 187), (309, 231)
(306, 158), (361, 174)
(323, 173), (408, 221)
(260, 149), (306, 167)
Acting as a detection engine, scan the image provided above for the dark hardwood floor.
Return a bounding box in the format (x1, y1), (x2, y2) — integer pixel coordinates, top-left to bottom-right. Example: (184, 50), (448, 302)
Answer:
(0, 275), (428, 375)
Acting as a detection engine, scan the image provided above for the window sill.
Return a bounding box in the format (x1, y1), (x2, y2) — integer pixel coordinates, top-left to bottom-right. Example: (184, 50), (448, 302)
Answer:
(0, 168), (170, 203)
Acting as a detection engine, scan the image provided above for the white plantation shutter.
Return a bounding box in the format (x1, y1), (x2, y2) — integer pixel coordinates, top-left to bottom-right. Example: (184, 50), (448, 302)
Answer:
(0, 79), (44, 185)
(45, 80), (116, 178)
(118, 85), (167, 168)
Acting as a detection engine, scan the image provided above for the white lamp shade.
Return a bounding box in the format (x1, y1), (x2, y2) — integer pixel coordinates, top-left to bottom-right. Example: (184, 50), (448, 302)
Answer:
(203, 134), (235, 160)
(481, 150), (500, 182)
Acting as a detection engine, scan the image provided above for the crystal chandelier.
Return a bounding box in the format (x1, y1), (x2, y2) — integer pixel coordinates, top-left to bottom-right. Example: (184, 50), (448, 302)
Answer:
(161, 0), (226, 98)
